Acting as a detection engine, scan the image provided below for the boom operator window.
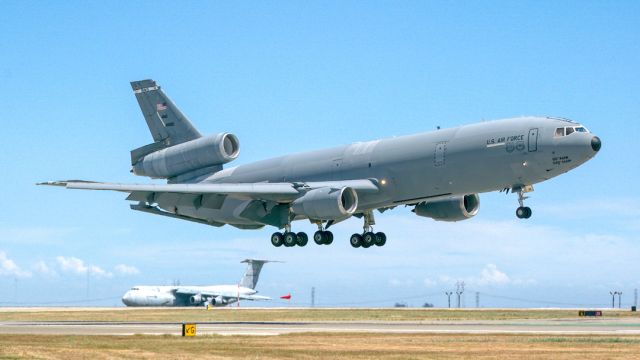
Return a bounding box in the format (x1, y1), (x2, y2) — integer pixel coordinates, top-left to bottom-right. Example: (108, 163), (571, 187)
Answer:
(554, 126), (589, 137)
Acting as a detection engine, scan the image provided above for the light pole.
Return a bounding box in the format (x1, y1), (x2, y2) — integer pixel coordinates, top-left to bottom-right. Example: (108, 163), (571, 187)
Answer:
(618, 292), (623, 309)
(445, 292), (453, 308)
(610, 291), (618, 308)
(456, 281), (465, 308)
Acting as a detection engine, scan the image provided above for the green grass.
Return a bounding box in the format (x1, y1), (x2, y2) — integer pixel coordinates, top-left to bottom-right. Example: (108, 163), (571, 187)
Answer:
(0, 308), (637, 323)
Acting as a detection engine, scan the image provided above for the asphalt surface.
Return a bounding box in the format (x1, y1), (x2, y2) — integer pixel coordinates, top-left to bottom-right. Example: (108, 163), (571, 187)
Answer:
(1, 319), (640, 336)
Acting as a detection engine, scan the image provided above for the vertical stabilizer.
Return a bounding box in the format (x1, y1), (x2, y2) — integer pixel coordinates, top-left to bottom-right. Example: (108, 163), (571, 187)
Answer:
(130, 79), (202, 164)
(239, 259), (279, 289)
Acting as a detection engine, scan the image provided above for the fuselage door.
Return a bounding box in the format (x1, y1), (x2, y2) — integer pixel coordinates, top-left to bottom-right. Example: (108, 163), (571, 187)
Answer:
(528, 128), (539, 152)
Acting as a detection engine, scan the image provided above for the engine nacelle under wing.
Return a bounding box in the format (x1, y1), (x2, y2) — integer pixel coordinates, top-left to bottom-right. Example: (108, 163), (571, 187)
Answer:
(414, 194), (480, 222)
(133, 132), (240, 178)
(291, 187), (358, 220)
(211, 295), (226, 306)
(189, 293), (203, 305)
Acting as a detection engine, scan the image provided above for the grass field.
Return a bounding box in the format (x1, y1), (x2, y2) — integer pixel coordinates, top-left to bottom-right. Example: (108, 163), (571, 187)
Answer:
(2, 333), (640, 359)
(0, 307), (636, 322)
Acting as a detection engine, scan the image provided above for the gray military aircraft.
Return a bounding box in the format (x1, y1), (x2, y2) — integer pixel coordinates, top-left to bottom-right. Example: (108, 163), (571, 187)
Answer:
(41, 79), (601, 249)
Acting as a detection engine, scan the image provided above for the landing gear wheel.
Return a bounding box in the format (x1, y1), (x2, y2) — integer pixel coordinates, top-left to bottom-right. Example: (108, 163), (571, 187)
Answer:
(362, 232), (376, 248)
(324, 231), (334, 245)
(350, 233), (363, 248)
(283, 232), (298, 247)
(374, 232), (387, 246)
(271, 232), (284, 247)
(296, 232), (308, 246)
(516, 206), (532, 219)
(313, 231), (325, 245)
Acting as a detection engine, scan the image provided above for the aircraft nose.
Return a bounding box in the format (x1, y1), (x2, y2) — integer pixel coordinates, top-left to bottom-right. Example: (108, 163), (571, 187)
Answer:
(122, 292), (132, 306)
(591, 136), (601, 152)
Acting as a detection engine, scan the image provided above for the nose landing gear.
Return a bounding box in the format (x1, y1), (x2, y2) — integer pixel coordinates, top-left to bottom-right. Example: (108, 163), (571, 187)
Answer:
(513, 185), (533, 219)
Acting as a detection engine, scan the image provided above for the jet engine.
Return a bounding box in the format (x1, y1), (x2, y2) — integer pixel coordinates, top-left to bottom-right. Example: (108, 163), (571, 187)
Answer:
(210, 295), (226, 306)
(189, 293), (203, 305)
(291, 187), (358, 220)
(133, 132), (240, 178)
(413, 194), (480, 222)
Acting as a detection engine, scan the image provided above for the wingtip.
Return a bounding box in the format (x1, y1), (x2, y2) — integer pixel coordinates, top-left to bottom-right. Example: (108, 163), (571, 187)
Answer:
(36, 181), (68, 187)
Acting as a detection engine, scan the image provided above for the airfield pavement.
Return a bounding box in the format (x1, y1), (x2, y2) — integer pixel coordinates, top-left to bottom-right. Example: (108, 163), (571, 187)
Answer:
(1, 308), (640, 359)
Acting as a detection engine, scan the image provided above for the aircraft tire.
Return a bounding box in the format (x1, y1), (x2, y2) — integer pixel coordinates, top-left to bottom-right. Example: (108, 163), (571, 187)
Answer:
(363, 232), (376, 248)
(271, 232), (284, 247)
(284, 232), (298, 247)
(524, 207), (532, 219)
(313, 231), (325, 245)
(374, 232), (387, 246)
(516, 207), (527, 219)
(350, 233), (363, 248)
(324, 231), (334, 245)
(296, 232), (308, 246)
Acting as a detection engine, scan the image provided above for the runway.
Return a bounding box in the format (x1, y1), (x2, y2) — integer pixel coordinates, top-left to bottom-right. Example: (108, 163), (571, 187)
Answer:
(2, 318), (640, 336)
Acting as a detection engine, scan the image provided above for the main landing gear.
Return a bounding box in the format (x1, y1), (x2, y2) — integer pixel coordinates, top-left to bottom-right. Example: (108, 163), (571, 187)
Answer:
(313, 222), (334, 245)
(270, 213), (387, 248)
(271, 223), (331, 248)
(271, 224), (309, 248)
(513, 185), (533, 219)
(349, 211), (387, 249)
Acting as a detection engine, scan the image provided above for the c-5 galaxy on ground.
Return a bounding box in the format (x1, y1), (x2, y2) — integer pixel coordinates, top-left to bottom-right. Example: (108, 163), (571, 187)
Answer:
(122, 259), (276, 307)
(41, 79), (601, 249)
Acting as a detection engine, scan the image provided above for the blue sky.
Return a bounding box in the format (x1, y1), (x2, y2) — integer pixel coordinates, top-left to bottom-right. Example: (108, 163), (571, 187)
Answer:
(0, 1), (638, 307)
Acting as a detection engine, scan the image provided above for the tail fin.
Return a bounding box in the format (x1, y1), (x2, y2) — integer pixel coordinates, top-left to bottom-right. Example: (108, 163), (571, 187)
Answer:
(130, 79), (202, 164)
(238, 259), (280, 289)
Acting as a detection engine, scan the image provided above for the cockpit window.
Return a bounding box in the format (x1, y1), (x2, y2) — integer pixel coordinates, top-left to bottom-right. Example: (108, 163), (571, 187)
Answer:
(131, 287), (139, 290)
(555, 125), (588, 138)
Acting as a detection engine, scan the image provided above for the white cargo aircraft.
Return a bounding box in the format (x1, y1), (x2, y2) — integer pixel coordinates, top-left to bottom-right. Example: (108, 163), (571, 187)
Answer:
(121, 259), (276, 307)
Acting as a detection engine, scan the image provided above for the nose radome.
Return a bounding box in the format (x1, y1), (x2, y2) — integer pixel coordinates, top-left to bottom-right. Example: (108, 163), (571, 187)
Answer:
(591, 136), (601, 152)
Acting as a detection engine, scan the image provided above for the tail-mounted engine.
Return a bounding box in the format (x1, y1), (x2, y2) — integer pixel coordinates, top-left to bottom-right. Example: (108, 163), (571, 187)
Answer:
(132, 133), (240, 179)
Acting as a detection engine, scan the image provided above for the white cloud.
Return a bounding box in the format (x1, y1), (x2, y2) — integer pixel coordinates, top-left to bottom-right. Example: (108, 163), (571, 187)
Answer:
(56, 256), (88, 274)
(33, 261), (57, 277)
(55, 256), (112, 277)
(89, 265), (112, 278)
(0, 251), (31, 278)
(423, 278), (437, 287)
(477, 264), (510, 286)
(114, 264), (140, 276)
(389, 278), (414, 287)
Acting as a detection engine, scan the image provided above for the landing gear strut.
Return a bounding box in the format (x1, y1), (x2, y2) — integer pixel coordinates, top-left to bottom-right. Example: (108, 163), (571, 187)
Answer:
(514, 185), (533, 219)
(350, 211), (387, 248)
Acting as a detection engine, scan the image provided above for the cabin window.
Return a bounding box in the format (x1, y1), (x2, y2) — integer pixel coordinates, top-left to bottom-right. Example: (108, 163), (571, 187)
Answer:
(555, 128), (564, 137)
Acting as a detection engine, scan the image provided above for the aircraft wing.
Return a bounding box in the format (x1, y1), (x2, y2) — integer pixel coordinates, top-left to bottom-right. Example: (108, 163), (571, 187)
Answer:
(174, 288), (271, 301)
(38, 179), (380, 203)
